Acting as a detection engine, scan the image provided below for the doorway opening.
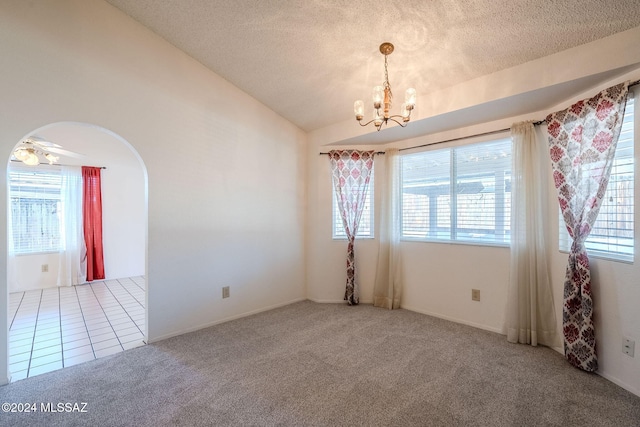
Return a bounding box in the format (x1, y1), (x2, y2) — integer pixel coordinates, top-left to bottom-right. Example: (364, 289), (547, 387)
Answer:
(6, 122), (148, 381)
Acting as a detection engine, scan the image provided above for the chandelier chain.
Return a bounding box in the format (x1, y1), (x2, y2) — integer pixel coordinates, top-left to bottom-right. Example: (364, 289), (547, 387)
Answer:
(383, 54), (392, 98)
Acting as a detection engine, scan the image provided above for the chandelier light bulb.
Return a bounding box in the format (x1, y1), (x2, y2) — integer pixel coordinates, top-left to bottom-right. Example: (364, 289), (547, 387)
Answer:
(401, 103), (410, 122)
(374, 112), (383, 127)
(372, 86), (384, 109)
(354, 100), (364, 121)
(405, 88), (417, 108)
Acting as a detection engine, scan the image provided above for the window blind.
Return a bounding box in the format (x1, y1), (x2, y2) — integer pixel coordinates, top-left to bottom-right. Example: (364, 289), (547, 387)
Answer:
(9, 169), (62, 254)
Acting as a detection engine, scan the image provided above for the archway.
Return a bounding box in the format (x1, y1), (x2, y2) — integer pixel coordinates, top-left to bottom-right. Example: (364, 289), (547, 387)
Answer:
(6, 122), (148, 381)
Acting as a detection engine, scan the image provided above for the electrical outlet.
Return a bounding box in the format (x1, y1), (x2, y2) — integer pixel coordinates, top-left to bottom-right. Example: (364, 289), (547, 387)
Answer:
(471, 289), (480, 301)
(41, 264), (49, 273)
(222, 286), (230, 299)
(623, 338), (635, 357)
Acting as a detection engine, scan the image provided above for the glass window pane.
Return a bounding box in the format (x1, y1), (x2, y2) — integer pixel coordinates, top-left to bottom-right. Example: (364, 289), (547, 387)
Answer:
(9, 169), (62, 254)
(401, 137), (511, 246)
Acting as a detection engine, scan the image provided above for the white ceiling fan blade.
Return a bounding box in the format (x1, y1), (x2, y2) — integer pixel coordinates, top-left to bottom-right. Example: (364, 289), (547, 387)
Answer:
(24, 136), (63, 148)
(43, 146), (86, 159)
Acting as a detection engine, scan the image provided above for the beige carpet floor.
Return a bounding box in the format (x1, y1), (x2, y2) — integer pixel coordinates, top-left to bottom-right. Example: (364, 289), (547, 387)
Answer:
(1, 301), (639, 426)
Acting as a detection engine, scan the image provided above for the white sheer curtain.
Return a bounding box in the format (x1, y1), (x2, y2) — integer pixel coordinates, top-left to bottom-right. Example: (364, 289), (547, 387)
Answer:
(373, 148), (402, 309)
(505, 122), (558, 347)
(58, 166), (86, 287)
(7, 192), (19, 292)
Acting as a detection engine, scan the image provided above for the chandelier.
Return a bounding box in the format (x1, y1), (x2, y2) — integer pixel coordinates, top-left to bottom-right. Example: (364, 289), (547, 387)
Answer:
(354, 42), (416, 131)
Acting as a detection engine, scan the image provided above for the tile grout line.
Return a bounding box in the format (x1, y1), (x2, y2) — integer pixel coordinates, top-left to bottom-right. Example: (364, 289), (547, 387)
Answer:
(58, 287), (64, 368)
(25, 290), (44, 379)
(8, 292), (26, 331)
(131, 275), (146, 294)
(114, 278), (145, 309)
(88, 282), (125, 350)
(74, 285), (97, 360)
(105, 280), (146, 336)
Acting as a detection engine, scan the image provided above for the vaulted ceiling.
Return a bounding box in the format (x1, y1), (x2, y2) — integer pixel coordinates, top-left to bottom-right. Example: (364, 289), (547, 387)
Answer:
(104, 0), (640, 133)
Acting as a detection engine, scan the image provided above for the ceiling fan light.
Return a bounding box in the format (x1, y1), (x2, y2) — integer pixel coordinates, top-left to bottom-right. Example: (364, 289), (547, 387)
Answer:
(23, 151), (40, 166)
(45, 153), (59, 165)
(14, 148), (29, 161)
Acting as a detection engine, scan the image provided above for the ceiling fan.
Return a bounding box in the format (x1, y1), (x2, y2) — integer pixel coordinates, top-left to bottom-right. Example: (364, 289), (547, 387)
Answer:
(12, 136), (85, 166)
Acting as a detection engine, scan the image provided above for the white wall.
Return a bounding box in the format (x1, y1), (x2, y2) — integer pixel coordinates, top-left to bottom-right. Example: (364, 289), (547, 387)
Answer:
(306, 33), (640, 396)
(101, 157), (146, 281)
(11, 254), (60, 292)
(0, 0), (307, 385)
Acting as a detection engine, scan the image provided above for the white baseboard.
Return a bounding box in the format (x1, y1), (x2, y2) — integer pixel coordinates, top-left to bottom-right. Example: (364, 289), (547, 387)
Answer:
(401, 304), (503, 334)
(307, 298), (344, 304)
(307, 298), (372, 304)
(597, 371), (640, 398)
(148, 297), (306, 343)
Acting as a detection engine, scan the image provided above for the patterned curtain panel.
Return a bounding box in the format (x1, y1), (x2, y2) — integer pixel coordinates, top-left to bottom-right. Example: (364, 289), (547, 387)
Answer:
(545, 82), (629, 371)
(329, 150), (375, 305)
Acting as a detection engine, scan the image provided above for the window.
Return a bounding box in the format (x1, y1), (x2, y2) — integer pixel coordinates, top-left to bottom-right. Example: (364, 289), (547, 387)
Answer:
(9, 169), (62, 254)
(559, 95), (635, 261)
(332, 169), (374, 239)
(401, 138), (512, 245)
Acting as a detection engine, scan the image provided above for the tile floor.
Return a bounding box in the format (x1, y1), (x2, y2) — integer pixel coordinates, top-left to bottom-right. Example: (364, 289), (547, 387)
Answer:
(8, 276), (146, 382)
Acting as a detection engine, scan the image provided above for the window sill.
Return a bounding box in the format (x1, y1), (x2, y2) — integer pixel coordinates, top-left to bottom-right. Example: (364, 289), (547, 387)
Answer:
(332, 236), (375, 241)
(558, 249), (634, 265)
(400, 237), (509, 249)
(14, 251), (60, 257)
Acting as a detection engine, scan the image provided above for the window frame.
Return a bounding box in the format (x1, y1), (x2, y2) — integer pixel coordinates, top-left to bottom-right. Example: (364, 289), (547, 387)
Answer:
(399, 136), (512, 247)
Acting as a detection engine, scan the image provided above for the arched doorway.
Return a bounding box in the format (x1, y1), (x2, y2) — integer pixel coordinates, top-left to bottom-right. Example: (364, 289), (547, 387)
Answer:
(6, 122), (148, 381)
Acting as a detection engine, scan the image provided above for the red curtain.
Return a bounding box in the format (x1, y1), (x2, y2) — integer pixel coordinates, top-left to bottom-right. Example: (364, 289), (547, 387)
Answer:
(82, 166), (105, 281)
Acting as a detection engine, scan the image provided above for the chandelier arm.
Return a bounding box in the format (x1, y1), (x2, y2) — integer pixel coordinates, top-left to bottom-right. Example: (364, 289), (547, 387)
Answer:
(358, 119), (377, 127)
(387, 117), (409, 127)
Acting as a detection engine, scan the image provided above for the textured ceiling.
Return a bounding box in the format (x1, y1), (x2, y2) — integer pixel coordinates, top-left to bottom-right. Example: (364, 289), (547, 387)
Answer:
(104, 0), (640, 132)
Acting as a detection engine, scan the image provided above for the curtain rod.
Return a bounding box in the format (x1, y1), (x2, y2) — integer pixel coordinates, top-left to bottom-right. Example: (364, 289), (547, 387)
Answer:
(318, 151), (385, 155)
(9, 160), (106, 169)
(319, 78), (640, 155)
